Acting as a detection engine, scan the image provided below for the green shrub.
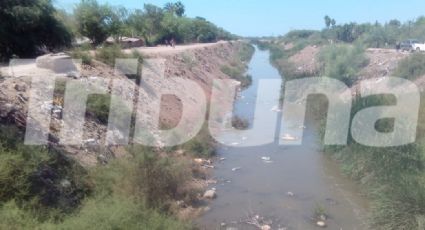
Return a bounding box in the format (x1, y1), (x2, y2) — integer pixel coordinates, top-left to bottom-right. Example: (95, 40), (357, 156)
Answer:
(318, 44), (368, 86)
(95, 44), (127, 67)
(181, 126), (215, 158)
(220, 65), (252, 88)
(86, 94), (111, 124)
(238, 43), (255, 62)
(394, 53), (425, 80)
(56, 195), (189, 230)
(70, 49), (93, 65)
(0, 125), (91, 221)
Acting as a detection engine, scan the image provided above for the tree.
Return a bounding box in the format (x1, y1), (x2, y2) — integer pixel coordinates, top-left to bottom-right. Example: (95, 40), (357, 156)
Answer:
(164, 1), (185, 17)
(142, 4), (165, 45)
(75, 0), (113, 45)
(324, 15), (332, 28)
(0, 0), (72, 60)
(331, 19), (336, 27)
(109, 7), (129, 41)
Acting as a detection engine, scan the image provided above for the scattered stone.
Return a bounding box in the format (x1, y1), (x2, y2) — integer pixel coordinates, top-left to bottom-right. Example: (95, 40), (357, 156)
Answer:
(83, 138), (97, 146)
(52, 108), (62, 119)
(203, 189), (217, 199)
(60, 179), (71, 188)
(261, 225), (271, 230)
(316, 221), (327, 228)
(226, 227), (238, 230)
(14, 84), (26, 92)
(66, 71), (80, 79)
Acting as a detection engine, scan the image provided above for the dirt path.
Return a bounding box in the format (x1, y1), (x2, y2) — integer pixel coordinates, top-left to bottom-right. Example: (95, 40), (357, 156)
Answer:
(124, 41), (229, 56)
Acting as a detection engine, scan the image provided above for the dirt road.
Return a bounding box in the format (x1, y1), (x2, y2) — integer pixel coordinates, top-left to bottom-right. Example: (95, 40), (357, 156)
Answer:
(124, 41), (229, 56)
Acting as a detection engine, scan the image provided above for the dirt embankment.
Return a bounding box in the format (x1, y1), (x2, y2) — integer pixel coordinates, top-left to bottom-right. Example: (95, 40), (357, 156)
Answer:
(285, 45), (411, 80)
(0, 41), (250, 166)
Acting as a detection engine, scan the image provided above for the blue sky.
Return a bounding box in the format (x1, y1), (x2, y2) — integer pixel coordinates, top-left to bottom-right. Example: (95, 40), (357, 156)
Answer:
(55, 0), (425, 37)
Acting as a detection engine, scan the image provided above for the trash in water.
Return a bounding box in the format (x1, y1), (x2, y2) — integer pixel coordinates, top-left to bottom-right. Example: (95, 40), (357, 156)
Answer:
(230, 142), (240, 146)
(241, 136), (248, 141)
(261, 156), (273, 163)
(219, 157), (226, 161)
(287, 191), (295, 197)
(231, 167), (241, 172)
(270, 105), (281, 112)
(261, 156), (271, 161)
(281, 134), (298, 141)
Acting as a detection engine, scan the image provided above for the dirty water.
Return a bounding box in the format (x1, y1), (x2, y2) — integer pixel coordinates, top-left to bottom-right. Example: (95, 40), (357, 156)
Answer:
(198, 47), (369, 230)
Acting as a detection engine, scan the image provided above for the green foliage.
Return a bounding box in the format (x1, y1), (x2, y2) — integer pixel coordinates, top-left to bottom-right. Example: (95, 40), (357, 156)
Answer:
(0, 125), (91, 221)
(181, 126), (215, 158)
(321, 93), (425, 229)
(0, 0), (72, 60)
(393, 53), (425, 80)
(95, 44), (127, 66)
(86, 94), (111, 124)
(164, 1), (185, 17)
(0, 133), (192, 229)
(74, 0), (114, 45)
(70, 48), (93, 65)
(318, 44), (368, 86)
(56, 195), (189, 230)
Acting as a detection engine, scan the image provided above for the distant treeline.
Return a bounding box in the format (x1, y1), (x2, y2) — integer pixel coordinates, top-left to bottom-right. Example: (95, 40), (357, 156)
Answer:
(0, 0), (236, 60)
(256, 15), (425, 49)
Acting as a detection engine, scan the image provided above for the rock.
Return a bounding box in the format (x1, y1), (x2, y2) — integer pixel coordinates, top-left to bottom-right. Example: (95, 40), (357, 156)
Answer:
(0, 103), (15, 117)
(316, 221), (327, 228)
(52, 108), (62, 119)
(66, 71), (80, 79)
(194, 158), (204, 164)
(203, 189), (217, 199)
(60, 179), (71, 188)
(261, 225), (271, 230)
(14, 84), (26, 92)
(225, 227), (238, 230)
(83, 138), (97, 146)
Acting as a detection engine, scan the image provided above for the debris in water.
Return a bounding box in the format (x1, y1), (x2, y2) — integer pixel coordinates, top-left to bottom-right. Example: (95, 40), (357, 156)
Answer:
(230, 142), (240, 146)
(261, 156), (271, 161)
(231, 167), (241, 172)
(219, 157), (226, 161)
(287, 191), (295, 197)
(281, 134), (298, 141)
(261, 156), (273, 164)
(270, 105), (281, 112)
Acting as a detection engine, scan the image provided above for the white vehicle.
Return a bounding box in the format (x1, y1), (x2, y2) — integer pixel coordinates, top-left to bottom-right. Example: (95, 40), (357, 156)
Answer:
(412, 42), (425, 52)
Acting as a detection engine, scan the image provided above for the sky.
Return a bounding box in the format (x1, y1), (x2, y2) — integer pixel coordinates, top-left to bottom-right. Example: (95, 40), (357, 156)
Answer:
(55, 0), (425, 37)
